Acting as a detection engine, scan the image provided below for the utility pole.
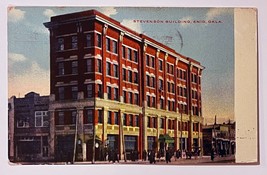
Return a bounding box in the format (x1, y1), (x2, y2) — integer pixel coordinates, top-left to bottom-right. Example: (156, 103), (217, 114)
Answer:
(92, 95), (96, 164)
(73, 112), (79, 163)
(180, 110), (183, 152)
(120, 113), (127, 162)
(92, 120), (96, 164)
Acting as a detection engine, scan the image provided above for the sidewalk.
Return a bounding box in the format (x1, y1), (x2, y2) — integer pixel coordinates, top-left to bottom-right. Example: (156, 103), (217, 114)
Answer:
(16, 155), (235, 165)
(71, 155), (235, 165)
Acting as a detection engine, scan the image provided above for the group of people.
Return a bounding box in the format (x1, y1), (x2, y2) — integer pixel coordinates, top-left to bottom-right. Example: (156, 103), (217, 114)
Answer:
(107, 149), (119, 163)
(142, 149), (190, 164)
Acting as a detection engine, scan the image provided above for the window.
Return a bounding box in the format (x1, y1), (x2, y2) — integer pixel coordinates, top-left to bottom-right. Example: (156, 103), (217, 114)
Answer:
(87, 84), (93, 98)
(96, 59), (102, 73)
(58, 62), (64, 75)
(129, 114), (133, 126)
(151, 57), (155, 68)
(97, 84), (102, 98)
(35, 111), (49, 127)
(107, 86), (112, 99)
(152, 97), (156, 107)
(146, 75), (150, 86)
(167, 82), (171, 92)
(58, 112), (64, 125)
(86, 110), (93, 124)
(128, 70), (132, 82)
(147, 95), (150, 107)
(192, 74), (198, 83)
(72, 36), (78, 49)
(159, 60), (163, 70)
(127, 48), (132, 60)
(123, 114), (127, 126)
(113, 64), (119, 78)
(151, 117), (156, 128)
(172, 101), (175, 111)
(183, 88), (187, 97)
(123, 68), (126, 81)
(114, 112), (119, 125)
(72, 61), (78, 74)
(146, 55), (150, 66)
(86, 34), (92, 47)
(106, 62), (111, 76)
(160, 99), (164, 109)
(179, 69), (186, 80)
(114, 88), (119, 101)
(97, 33), (102, 48)
(122, 46), (126, 58)
(57, 38), (64, 51)
(72, 86), (78, 100)
(106, 38), (111, 51)
(179, 69), (182, 79)
(134, 50), (138, 62)
(151, 77), (155, 88)
(58, 87), (64, 100)
(87, 59), (93, 72)
(112, 40), (117, 54)
(123, 90), (127, 103)
(134, 93), (139, 105)
(71, 111), (77, 124)
(170, 65), (174, 74)
(135, 115), (139, 127)
(168, 100), (171, 111)
(192, 90), (198, 99)
(134, 72), (138, 84)
(108, 111), (112, 124)
(159, 79), (163, 90)
(171, 83), (175, 93)
(128, 92), (132, 104)
(98, 110), (103, 124)
(147, 117), (151, 127)
(160, 118), (164, 128)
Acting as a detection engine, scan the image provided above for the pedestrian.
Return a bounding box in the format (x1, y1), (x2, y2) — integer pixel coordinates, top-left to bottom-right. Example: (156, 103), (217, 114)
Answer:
(166, 149), (170, 163)
(149, 150), (156, 164)
(142, 149), (147, 161)
(211, 148), (215, 161)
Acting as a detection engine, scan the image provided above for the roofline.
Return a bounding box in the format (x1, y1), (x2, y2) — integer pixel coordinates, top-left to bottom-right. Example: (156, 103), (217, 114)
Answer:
(44, 9), (204, 69)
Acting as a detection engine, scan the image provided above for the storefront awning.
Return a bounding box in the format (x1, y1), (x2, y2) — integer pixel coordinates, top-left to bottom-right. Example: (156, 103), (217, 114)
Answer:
(158, 134), (174, 143)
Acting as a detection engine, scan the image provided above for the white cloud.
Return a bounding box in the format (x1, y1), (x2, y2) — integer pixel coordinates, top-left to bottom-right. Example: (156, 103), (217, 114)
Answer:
(8, 7), (25, 22)
(8, 53), (28, 62)
(99, 7), (118, 17)
(206, 8), (231, 20)
(121, 19), (143, 33)
(8, 61), (50, 97)
(179, 16), (193, 28)
(43, 9), (57, 18)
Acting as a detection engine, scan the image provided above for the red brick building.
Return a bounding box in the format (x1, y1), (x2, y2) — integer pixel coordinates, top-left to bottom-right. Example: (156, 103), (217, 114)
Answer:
(44, 9), (204, 161)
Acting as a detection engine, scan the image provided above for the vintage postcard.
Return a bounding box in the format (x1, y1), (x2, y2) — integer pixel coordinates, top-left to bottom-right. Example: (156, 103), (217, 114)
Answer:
(7, 7), (258, 167)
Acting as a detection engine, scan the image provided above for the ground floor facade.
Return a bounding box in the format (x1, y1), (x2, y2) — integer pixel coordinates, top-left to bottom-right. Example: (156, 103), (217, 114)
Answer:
(9, 135), (49, 162)
(48, 95), (203, 162)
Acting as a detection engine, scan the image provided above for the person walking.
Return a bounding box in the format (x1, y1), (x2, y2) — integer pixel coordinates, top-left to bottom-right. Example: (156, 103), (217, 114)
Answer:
(142, 150), (147, 161)
(211, 148), (215, 161)
(166, 149), (170, 163)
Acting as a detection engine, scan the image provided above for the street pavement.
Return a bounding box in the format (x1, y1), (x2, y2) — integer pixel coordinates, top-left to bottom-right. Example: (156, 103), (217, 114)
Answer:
(88, 155), (235, 165)
(20, 155), (234, 165)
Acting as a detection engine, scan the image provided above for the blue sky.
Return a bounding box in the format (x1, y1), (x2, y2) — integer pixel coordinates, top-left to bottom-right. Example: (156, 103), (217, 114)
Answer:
(8, 7), (234, 124)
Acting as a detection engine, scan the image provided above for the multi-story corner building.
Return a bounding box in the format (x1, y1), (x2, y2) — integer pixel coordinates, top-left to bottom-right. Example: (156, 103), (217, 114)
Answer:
(44, 9), (204, 161)
(8, 92), (50, 162)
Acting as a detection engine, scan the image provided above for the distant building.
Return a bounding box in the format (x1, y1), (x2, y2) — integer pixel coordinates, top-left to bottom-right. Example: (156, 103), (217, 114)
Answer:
(44, 9), (204, 161)
(8, 92), (50, 162)
(202, 121), (235, 156)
